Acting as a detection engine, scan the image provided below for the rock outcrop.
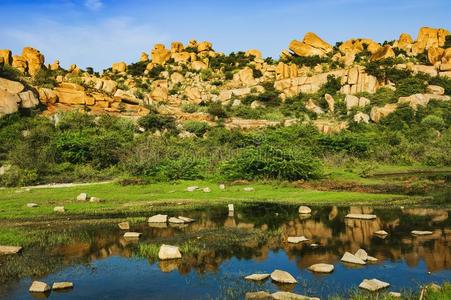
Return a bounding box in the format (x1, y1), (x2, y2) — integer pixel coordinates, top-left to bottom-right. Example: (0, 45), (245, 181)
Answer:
(288, 32), (332, 57)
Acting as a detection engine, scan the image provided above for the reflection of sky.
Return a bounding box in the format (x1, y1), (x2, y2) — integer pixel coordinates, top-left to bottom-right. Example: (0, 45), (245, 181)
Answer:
(1, 0), (450, 70)
(6, 253), (451, 299)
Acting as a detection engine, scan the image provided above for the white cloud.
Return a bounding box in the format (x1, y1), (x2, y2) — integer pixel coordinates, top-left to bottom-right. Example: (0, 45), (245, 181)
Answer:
(85, 0), (103, 11)
(0, 17), (171, 71)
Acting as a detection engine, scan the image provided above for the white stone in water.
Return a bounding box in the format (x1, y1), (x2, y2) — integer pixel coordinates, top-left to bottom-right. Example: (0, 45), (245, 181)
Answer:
(272, 291), (319, 300)
(245, 291), (272, 300)
(76, 193), (87, 201)
(244, 273), (270, 281)
(29, 281), (50, 293)
(118, 222), (130, 230)
(27, 203), (38, 208)
(345, 213), (376, 220)
(52, 282), (73, 290)
(158, 244), (182, 260)
(374, 230), (388, 236)
(168, 217), (184, 224)
(186, 186), (198, 192)
(308, 263), (334, 273)
(53, 206), (65, 213)
(389, 292), (401, 298)
(228, 204), (234, 211)
(219, 184), (225, 190)
(270, 269), (297, 284)
(0, 245), (22, 255)
(411, 230), (433, 236)
(287, 236), (309, 243)
(202, 187), (211, 193)
(341, 252), (366, 265)
(358, 278), (390, 291)
(243, 187), (254, 192)
(123, 232), (142, 239)
(298, 206), (311, 214)
(354, 249), (368, 261)
(147, 214), (168, 223)
(310, 243), (319, 248)
(367, 256), (378, 262)
(178, 216), (195, 223)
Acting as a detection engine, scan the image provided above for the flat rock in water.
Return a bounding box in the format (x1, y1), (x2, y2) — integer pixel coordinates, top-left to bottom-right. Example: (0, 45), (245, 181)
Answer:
(298, 206), (312, 214)
(118, 222), (130, 230)
(147, 214), (168, 223)
(411, 230), (433, 236)
(367, 256), (378, 262)
(158, 244), (182, 260)
(0, 245), (22, 255)
(374, 230), (388, 236)
(123, 232), (141, 239)
(29, 281), (50, 293)
(245, 273), (270, 281)
(308, 263), (334, 273)
(178, 216), (195, 223)
(245, 291), (273, 300)
(186, 186), (198, 192)
(341, 252), (366, 265)
(270, 269), (297, 284)
(76, 193), (87, 201)
(168, 217), (184, 224)
(228, 204), (234, 211)
(358, 278), (390, 291)
(272, 291), (319, 300)
(27, 203), (38, 208)
(345, 213), (376, 220)
(52, 282), (73, 290)
(354, 249), (368, 261)
(53, 206), (65, 213)
(287, 236), (309, 243)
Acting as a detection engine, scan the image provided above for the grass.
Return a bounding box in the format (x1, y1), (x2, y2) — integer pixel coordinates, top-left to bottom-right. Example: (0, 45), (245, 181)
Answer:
(0, 180), (414, 221)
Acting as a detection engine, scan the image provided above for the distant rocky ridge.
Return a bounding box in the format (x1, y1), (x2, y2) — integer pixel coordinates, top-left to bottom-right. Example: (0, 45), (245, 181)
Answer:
(0, 26), (450, 133)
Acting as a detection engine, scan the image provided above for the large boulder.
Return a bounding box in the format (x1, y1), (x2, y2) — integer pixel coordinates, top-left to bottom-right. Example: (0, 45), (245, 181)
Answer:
(12, 55), (27, 73)
(370, 104), (397, 123)
(0, 78), (24, 94)
(339, 38), (381, 55)
(197, 41), (212, 52)
(18, 91), (39, 108)
(191, 60), (207, 71)
(324, 93), (334, 113)
(270, 269), (297, 284)
(112, 61), (127, 73)
(412, 27), (450, 55)
(289, 40), (326, 57)
(354, 112), (370, 124)
(158, 244), (182, 260)
(140, 52), (149, 62)
(54, 83), (92, 105)
(246, 49), (262, 59)
(303, 32), (333, 53)
(150, 80), (168, 101)
(151, 44), (171, 65)
(398, 93), (449, 110)
(233, 67), (255, 86)
(370, 45), (395, 61)
(38, 87), (58, 104)
(185, 86), (201, 103)
(0, 90), (20, 117)
(427, 47), (445, 64)
(171, 41), (184, 53)
(22, 47), (45, 76)
(29, 281), (51, 293)
(394, 33), (413, 52)
(0, 49), (12, 65)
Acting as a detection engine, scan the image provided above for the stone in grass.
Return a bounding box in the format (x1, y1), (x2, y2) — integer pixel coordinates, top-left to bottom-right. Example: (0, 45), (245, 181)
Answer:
(411, 230), (433, 236)
(202, 187), (211, 193)
(168, 217), (184, 224)
(147, 214), (168, 223)
(178, 216), (195, 223)
(27, 203), (38, 208)
(158, 244), (182, 260)
(354, 249), (368, 261)
(123, 232), (142, 239)
(186, 186), (198, 192)
(29, 281), (51, 293)
(228, 204), (234, 212)
(118, 222), (130, 230)
(245, 291), (273, 300)
(298, 206), (312, 214)
(341, 252), (366, 265)
(389, 292), (401, 297)
(52, 282), (73, 290)
(0, 245), (22, 255)
(345, 214), (377, 220)
(76, 193), (87, 201)
(374, 230), (389, 236)
(89, 197), (102, 203)
(219, 184), (226, 190)
(272, 291), (320, 300)
(270, 269), (297, 284)
(358, 278), (390, 291)
(54, 206), (65, 213)
(308, 263), (334, 273)
(244, 273), (270, 281)
(287, 236), (309, 243)
(243, 187), (255, 192)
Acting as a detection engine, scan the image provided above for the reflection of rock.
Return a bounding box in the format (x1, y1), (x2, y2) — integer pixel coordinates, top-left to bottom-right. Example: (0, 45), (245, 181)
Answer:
(159, 259), (181, 272)
(328, 206), (338, 220)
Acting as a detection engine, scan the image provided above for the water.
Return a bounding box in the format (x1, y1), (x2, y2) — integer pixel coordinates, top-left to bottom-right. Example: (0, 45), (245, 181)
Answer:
(1, 204), (450, 299)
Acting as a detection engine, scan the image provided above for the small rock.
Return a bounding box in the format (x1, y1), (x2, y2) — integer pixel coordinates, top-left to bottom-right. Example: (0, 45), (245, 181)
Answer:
(53, 206), (65, 213)
(245, 273), (270, 281)
(354, 249), (368, 261)
(228, 204), (234, 212)
(358, 278), (390, 291)
(202, 187), (211, 193)
(147, 214), (168, 223)
(219, 184), (225, 190)
(29, 281), (50, 293)
(168, 217), (184, 224)
(345, 214), (376, 220)
(308, 263), (334, 273)
(272, 291), (319, 300)
(178, 216), (195, 223)
(411, 230), (433, 236)
(118, 222), (130, 230)
(388, 292), (401, 298)
(27, 203), (38, 208)
(123, 232), (142, 239)
(89, 197), (102, 203)
(0, 245), (22, 255)
(52, 282), (73, 290)
(186, 186), (198, 192)
(426, 283), (442, 292)
(374, 230), (388, 236)
(287, 236), (309, 243)
(298, 206), (311, 214)
(341, 252), (366, 265)
(245, 291), (273, 300)
(310, 243), (319, 248)
(367, 256), (378, 262)
(270, 269), (297, 284)
(76, 193), (87, 201)
(158, 244), (182, 260)
(243, 187), (254, 192)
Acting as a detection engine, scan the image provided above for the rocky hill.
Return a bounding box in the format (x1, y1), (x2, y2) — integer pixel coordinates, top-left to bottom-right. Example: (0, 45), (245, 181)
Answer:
(1, 26), (450, 134)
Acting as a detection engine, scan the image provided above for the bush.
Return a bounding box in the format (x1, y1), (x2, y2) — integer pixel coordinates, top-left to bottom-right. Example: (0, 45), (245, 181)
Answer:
(0, 64), (21, 81)
(395, 77), (427, 97)
(0, 165), (38, 187)
(207, 102), (227, 118)
(221, 145), (322, 181)
(137, 112), (177, 133)
(32, 68), (57, 88)
(156, 158), (204, 181)
(181, 103), (198, 113)
(421, 115), (445, 130)
(127, 61), (147, 76)
(183, 121), (210, 137)
(429, 76), (451, 95)
(148, 65), (165, 78)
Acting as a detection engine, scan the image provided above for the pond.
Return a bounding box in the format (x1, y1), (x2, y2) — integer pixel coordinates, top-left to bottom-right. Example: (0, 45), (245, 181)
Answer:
(0, 203), (450, 299)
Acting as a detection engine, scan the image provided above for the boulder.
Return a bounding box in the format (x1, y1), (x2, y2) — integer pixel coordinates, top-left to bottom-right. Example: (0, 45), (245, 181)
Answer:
(49, 60), (60, 71)
(53, 206), (65, 213)
(370, 104), (397, 123)
(298, 206), (311, 214)
(398, 93), (449, 110)
(339, 38), (381, 55)
(170, 72), (185, 84)
(202, 187), (211, 193)
(308, 263), (334, 273)
(171, 41), (184, 53)
(123, 232), (142, 239)
(172, 52), (191, 63)
(27, 203), (38, 208)
(140, 52), (149, 62)
(52, 282), (73, 290)
(151, 44), (171, 65)
(18, 91), (39, 108)
(0, 245), (23, 255)
(428, 47), (445, 64)
(245, 291), (273, 300)
(370, 45), (395, 61)
(29, 281), (51, 293)
(233, 67), (255, 86)
(186, 186), (198, 192)
(54, 84), (90, 105)
(272, 291), (319, 300)
(345, 213), (376, 220)
(426, 85), (445, 95)
(168, 217), (184, 224)
(0, 78), (25, 94)
(289, 40), (326, 57)
(22, 47), (45, 76)
(148, 214), (168, 223)
(354, 249), (368, 261)
(367, 256), (378, 262)
(389, 292), (401, 298)
(341, 252), (366, 265)
(0, 90), (20, 118)
(185, 86), (201, 103)
(270, 269), (297, 284)
(303, 32), (333, 53)
(158, 244), (182, 260)
(0, 49), (12, 65)
(112, 61), (127, 73)
(76, 193), (88, 201)
(219, 184), (225, 190)
(38, 87), (58, 104)
(324, 93), (334, 112)
(12, 55), (27, 73)
(358, 278), (390, 292)
(89, 197), (102, 203)
(191, 60), (207, 71)
(374, 230), (388, 236)
(305, 99), (324, 115)
(197, 41), (212, 52)
(245, 273), (270, 281)
(394, 33), (413, 52)
(287, 236), (309, 243)
(114, 89), (140, 104)
(243, 187), (254, 192)
(177, 216), (195, 223)
(411, 230), (433, 236)
(413, 27), (450, 54)
(353, 112), (370, 124)
(246, 49), (262, 59)
(118, 222), (130, 230)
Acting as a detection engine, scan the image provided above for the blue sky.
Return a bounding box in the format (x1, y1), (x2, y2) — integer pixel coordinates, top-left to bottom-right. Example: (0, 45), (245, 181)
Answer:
(1, 0), (450, 71)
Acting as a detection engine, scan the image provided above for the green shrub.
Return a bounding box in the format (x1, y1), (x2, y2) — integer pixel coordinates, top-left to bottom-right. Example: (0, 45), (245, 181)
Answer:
(395, 77), (427, 97)
(183, 121), (210, 137)
(181, 103), (198, 113)
(421, 115), (445, 130)
(156, 157), (204, 181)
(207, 102), (227, 118)
(127, 61), (147, 76)
(137, 112), (177, 133)
(0, 64), (21, 81)
(0, 165), (38, 187)
(429, 76), (451, 95)
(148, 65), (165, 78)
(32, 68), (57, 88)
